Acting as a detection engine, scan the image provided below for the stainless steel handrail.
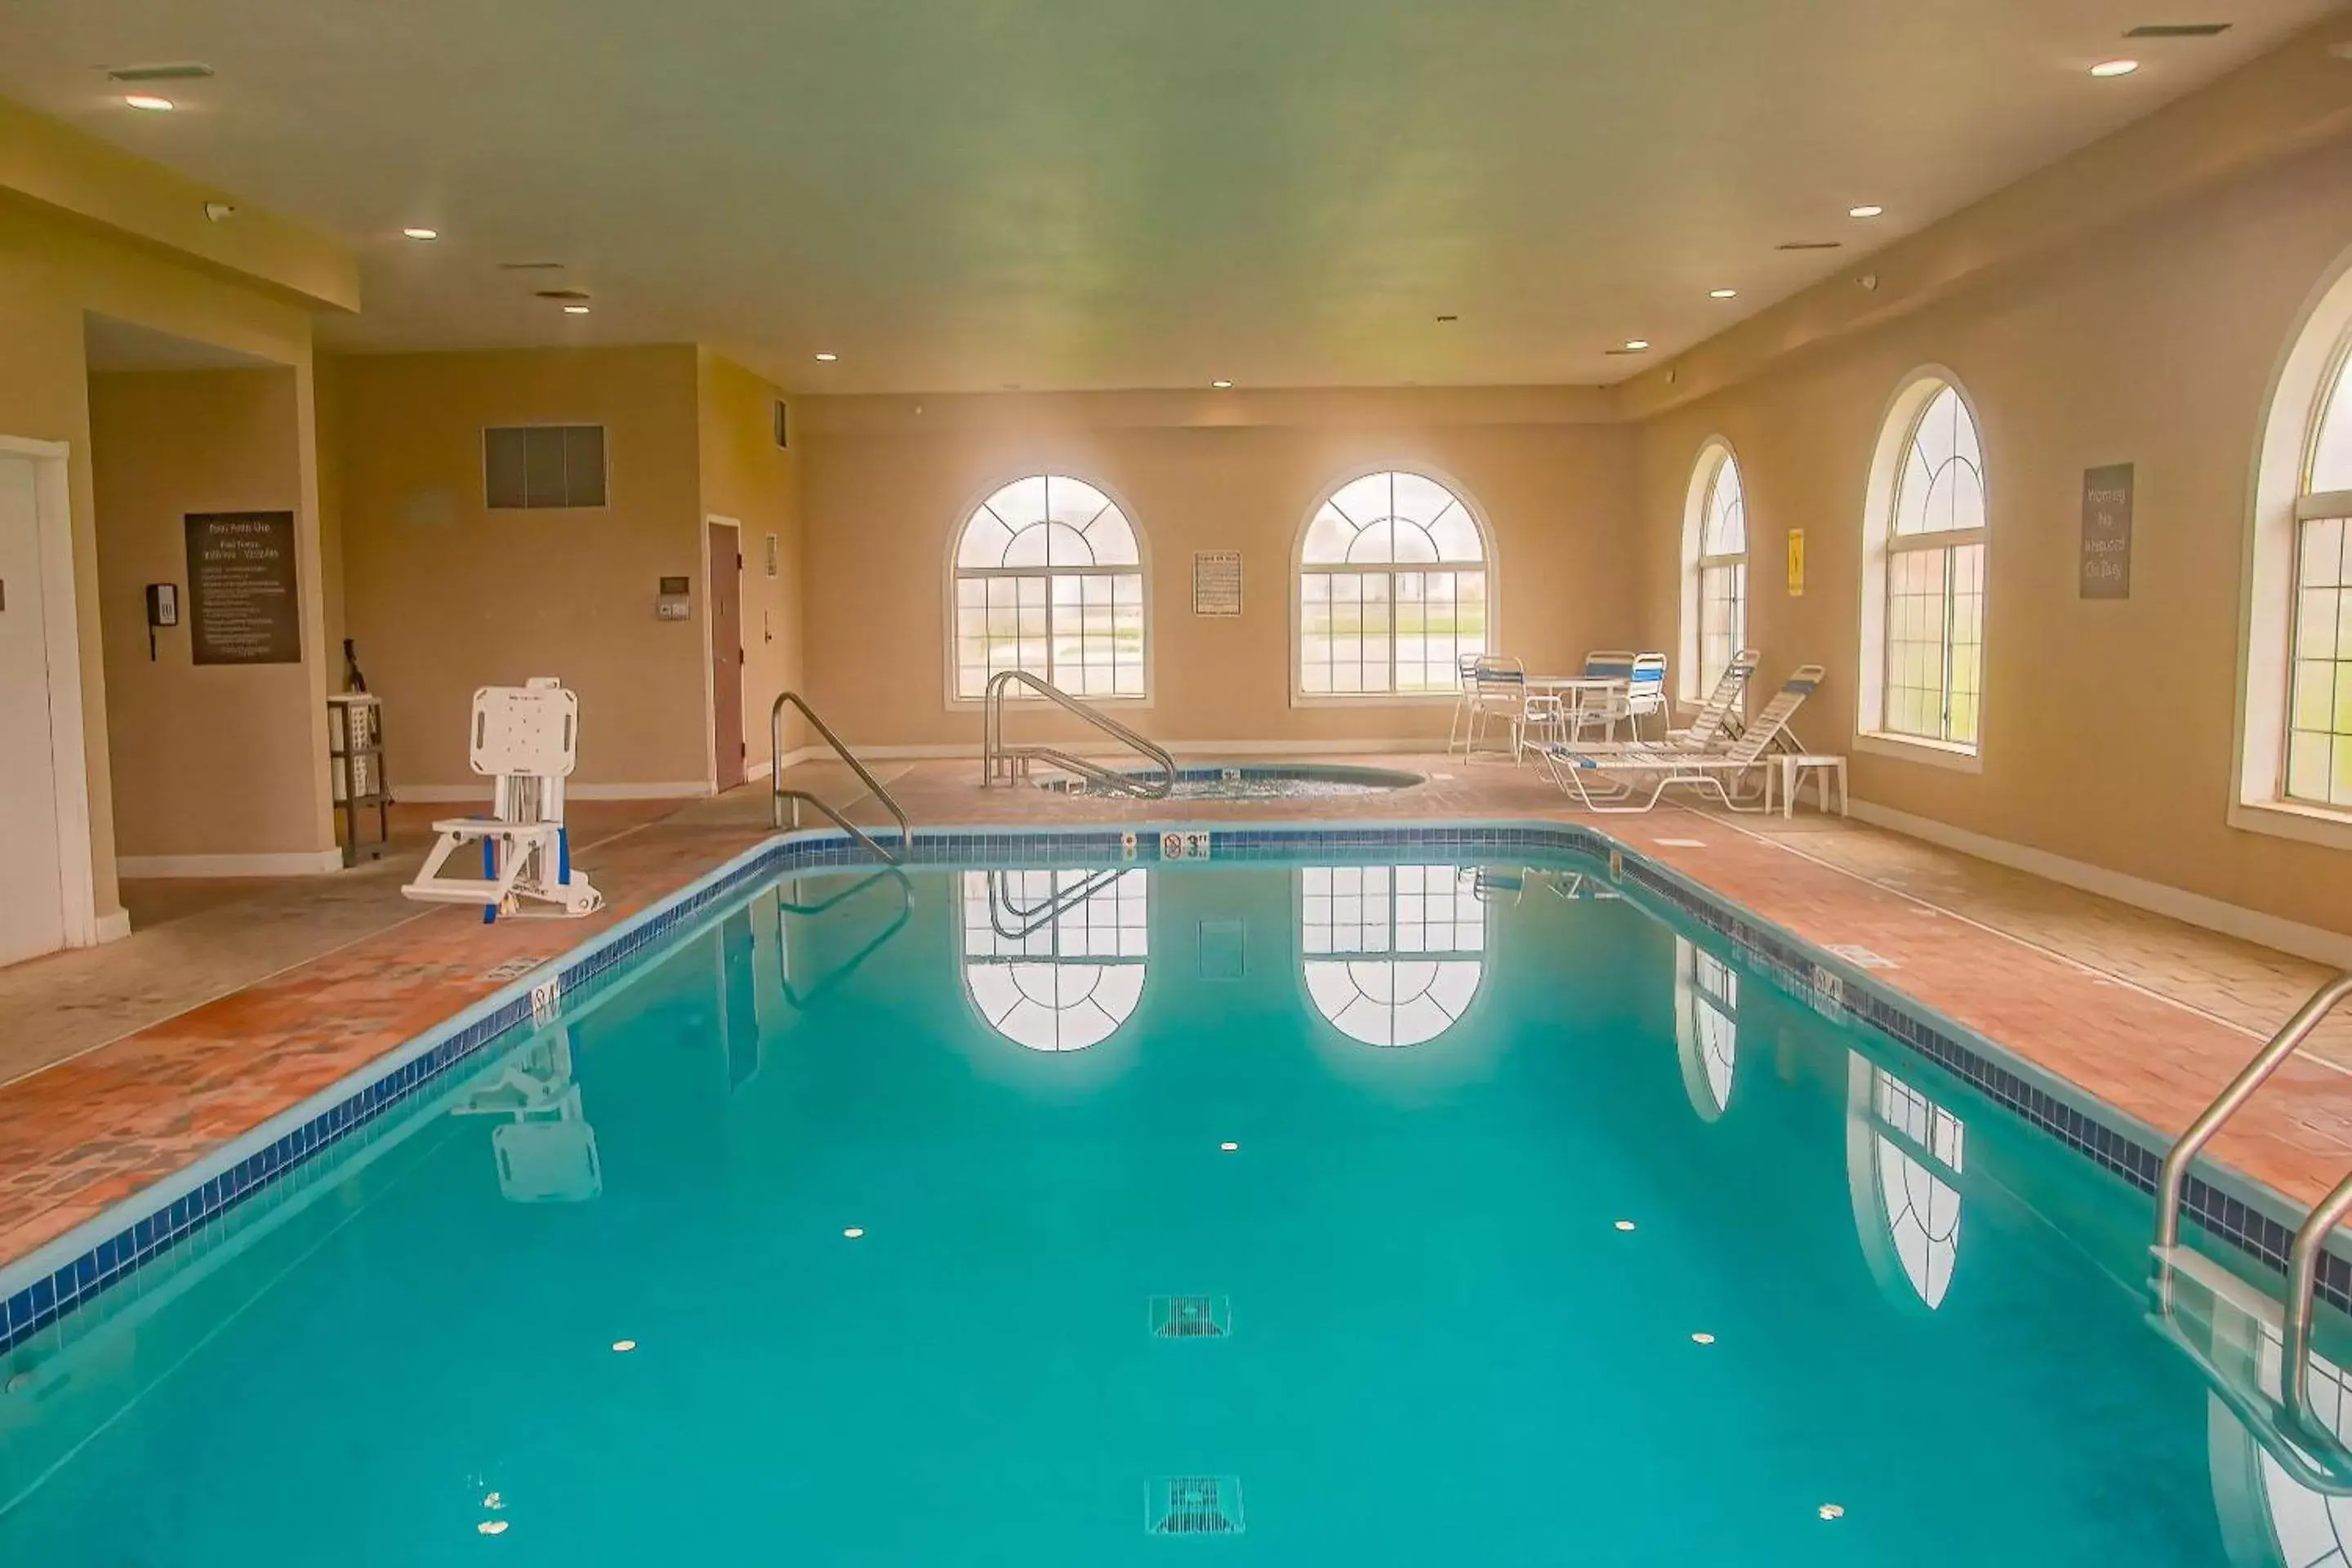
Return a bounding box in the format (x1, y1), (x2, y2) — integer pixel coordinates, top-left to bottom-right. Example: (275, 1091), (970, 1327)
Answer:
(769, 690), (911, 863)
(2156, 973), (2352, 1250)
(987, 866), (1125, 942)
(2153, 972), (2352, 1423)
(981, 670), (1175, 798)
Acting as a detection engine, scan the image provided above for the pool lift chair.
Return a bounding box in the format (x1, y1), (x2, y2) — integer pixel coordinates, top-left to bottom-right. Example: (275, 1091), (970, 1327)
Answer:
(452, 1026), (603, 1203)
(402, 678), (604, 922)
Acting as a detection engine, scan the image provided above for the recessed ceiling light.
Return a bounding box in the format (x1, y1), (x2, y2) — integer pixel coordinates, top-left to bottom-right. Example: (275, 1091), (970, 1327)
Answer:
(1708, 287), (1738, 299)
(402, 227), (439, 241)
(1210, 379), (1233, 389)
(813, 352), (838, 362)
(123, 94), (175, 111)
(1847, 204), (1884, 219)
(2090, 57), (2140, 76)
(562, 305), (590, 314)
(1622, 339), (1650, 351)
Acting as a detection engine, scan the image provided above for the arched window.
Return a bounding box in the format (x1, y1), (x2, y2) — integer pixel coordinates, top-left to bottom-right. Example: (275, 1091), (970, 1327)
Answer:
(2287, 341), (2352, 807)
(1844, 1054), (1964, 1310)
(1672, 937), (1737, 1120)
(1680, 446), (1748, 702)
(1298, 865), (1484, 1046)
(960, 868), (1147, 1051)
(1860, 378), (1988, 753)
(952, 475), (1145, 699)
(1297, 470), (1489, 697)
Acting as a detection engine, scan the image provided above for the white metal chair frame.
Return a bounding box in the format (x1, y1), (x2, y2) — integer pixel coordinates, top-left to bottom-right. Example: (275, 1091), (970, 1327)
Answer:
(1537, 664), (1825, 813)
(402, 677), (605, 922)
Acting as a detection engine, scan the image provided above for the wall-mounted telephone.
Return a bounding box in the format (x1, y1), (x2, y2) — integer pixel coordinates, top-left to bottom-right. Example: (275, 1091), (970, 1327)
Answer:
(145, 582), (179, 661)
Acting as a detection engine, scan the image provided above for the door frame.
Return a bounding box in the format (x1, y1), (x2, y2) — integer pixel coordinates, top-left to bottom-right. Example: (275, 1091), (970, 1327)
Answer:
(701, 514), (744, 794)
(1, 435), (102, 948)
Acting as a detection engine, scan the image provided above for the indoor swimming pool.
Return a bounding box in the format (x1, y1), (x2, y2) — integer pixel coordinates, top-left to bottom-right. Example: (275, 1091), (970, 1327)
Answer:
(0, 836), (2341, 1565)
(1039, 763), (1425, 800)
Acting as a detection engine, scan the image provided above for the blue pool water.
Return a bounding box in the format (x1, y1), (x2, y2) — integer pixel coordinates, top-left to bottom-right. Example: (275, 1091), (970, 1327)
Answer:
(0, 850), (2341, 1564)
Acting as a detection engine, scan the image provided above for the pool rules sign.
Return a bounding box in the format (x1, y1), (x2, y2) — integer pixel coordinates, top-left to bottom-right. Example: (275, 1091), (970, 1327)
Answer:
(185, 511), (301, 664)
(2079, 463), (2133, 599)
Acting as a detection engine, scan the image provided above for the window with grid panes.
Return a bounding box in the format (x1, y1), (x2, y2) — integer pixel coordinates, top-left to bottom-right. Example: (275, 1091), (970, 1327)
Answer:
(2288, 346), (2352, 808)
(1695, 452), (1748, 697)
(1298, 471), (1488, 697)
(952, 475), (1144, 699)
(1879, 385), (1987, 748)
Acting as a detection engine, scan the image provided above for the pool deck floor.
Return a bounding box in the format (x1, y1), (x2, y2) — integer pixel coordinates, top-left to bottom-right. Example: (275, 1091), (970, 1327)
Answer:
(2, 754), (2349, 1278)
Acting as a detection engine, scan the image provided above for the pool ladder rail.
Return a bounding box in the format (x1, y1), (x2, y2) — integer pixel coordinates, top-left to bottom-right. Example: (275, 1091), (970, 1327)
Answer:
(768, 690), (911, 864)
(981, 670), (1175, 799)
(2150, 971), (2352, 1472)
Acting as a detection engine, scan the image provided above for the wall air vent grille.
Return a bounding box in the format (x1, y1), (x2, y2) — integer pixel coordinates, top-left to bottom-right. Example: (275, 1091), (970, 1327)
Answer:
(2123, 22), (2230, 37)
(105, 62), (215, 82)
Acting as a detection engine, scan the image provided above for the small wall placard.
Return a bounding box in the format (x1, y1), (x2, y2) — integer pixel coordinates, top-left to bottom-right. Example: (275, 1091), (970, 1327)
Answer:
(1193, 550), (1243, 616)
(185, 511), (301, 665)
(1786, 528), (1806, 598)
(2080, 462), (2133, 599)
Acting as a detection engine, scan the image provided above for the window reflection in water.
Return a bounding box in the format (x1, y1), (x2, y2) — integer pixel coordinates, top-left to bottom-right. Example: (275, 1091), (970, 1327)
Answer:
(1844, 1054), (1963, 1310)
(1300, 866), (1485, 1047)
(1672, 937), (1737, 1120)
(960, 869), (1147, 1052)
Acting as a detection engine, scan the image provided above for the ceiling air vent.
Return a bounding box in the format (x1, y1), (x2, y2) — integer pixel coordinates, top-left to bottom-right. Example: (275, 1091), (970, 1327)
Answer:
(105, 62), (216, 82)
(533, 288), (591, 301)
(1776, 240), (1843, 251)
(498, 261), (566, 271)
(2124, 22), (2230, 37)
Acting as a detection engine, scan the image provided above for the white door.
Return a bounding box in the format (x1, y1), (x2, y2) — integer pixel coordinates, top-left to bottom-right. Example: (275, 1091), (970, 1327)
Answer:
(0, 455), (68, 965)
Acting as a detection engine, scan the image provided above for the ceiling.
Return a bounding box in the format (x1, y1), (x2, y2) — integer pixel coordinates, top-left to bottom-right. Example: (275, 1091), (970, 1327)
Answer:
(2, 1), (2338, 393)
(83, 313), (283, 372)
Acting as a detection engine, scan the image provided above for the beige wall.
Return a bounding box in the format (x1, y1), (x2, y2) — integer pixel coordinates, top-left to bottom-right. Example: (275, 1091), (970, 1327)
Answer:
(798, 387), (1638, 751)
(87, 368), (332, 862)
(1627, 133), (2352, 938)
(0, 185), (339, 916)
(697, 351), (806, 767)
(334, 345), (710, 792)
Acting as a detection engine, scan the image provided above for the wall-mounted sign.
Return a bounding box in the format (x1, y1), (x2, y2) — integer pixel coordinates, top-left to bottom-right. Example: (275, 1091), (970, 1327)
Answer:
(1193, 550), (1243, 617)
(2080, 462), (2133, 599)
(1786, 528), (1806, 598)
(185, 511), (301, 665)
(764, 532), (780, 578)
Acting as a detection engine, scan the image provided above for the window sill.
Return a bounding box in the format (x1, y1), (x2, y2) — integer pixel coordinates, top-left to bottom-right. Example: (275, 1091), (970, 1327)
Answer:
(1289, 693), (1460, 710)
(946, 693), (1155, 714)
(2228, 796), (2352, 853)
(1853, 730), (1983, 774)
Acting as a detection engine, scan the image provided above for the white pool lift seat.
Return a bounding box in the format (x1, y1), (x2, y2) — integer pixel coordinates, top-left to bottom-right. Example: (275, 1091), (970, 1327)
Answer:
(402, 678), (604, 921)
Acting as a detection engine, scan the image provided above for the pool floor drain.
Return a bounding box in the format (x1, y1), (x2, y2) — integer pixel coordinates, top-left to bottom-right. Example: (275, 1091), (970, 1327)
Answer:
(1150, 1294), (1232, 1339)
(1147, 1476), (1244, 1535)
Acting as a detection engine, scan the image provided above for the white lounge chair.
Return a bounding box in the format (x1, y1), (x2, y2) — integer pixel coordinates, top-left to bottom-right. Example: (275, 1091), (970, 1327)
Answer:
(1537, 664), (1825, 813)
(1666, 648), (1760, 748)
(403, 678), (605, 921)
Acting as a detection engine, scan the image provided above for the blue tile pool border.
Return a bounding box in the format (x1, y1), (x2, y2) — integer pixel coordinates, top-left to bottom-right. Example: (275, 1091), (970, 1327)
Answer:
(3, 817), (2338, 1356)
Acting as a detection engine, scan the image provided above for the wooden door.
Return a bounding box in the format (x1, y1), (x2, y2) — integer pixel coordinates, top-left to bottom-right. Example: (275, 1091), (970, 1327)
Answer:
(707, 520), (745, 790)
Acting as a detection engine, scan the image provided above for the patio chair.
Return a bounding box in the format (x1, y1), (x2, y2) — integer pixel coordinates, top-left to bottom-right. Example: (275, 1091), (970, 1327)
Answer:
(1535, 664), (1825, 813)
(1548, 648), (1759, 761)
(1446, 653), (1484, 755)
(402, 677), (605, 922)
(1565, 650), (1668, 742)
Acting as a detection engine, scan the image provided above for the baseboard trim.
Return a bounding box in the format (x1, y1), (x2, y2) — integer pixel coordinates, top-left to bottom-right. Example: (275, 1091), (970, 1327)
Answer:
(393, 782), (712, 802)
(1849, 799), (2352, 969)
(92, 909), (131, 944)
(116, 849), (347, 880)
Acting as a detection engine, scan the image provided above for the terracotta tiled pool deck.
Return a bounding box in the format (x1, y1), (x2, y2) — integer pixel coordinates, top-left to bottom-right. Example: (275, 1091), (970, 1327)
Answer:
(2, 754), (2349, 1277)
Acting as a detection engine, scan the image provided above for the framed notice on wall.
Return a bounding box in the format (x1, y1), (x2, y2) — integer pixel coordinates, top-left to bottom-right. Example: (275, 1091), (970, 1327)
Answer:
(2079, 462), (2133, 599)
(1786, 528), (1806, 598)
(185, 511), (301, 665)
(1193, 550), (1243, 616)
